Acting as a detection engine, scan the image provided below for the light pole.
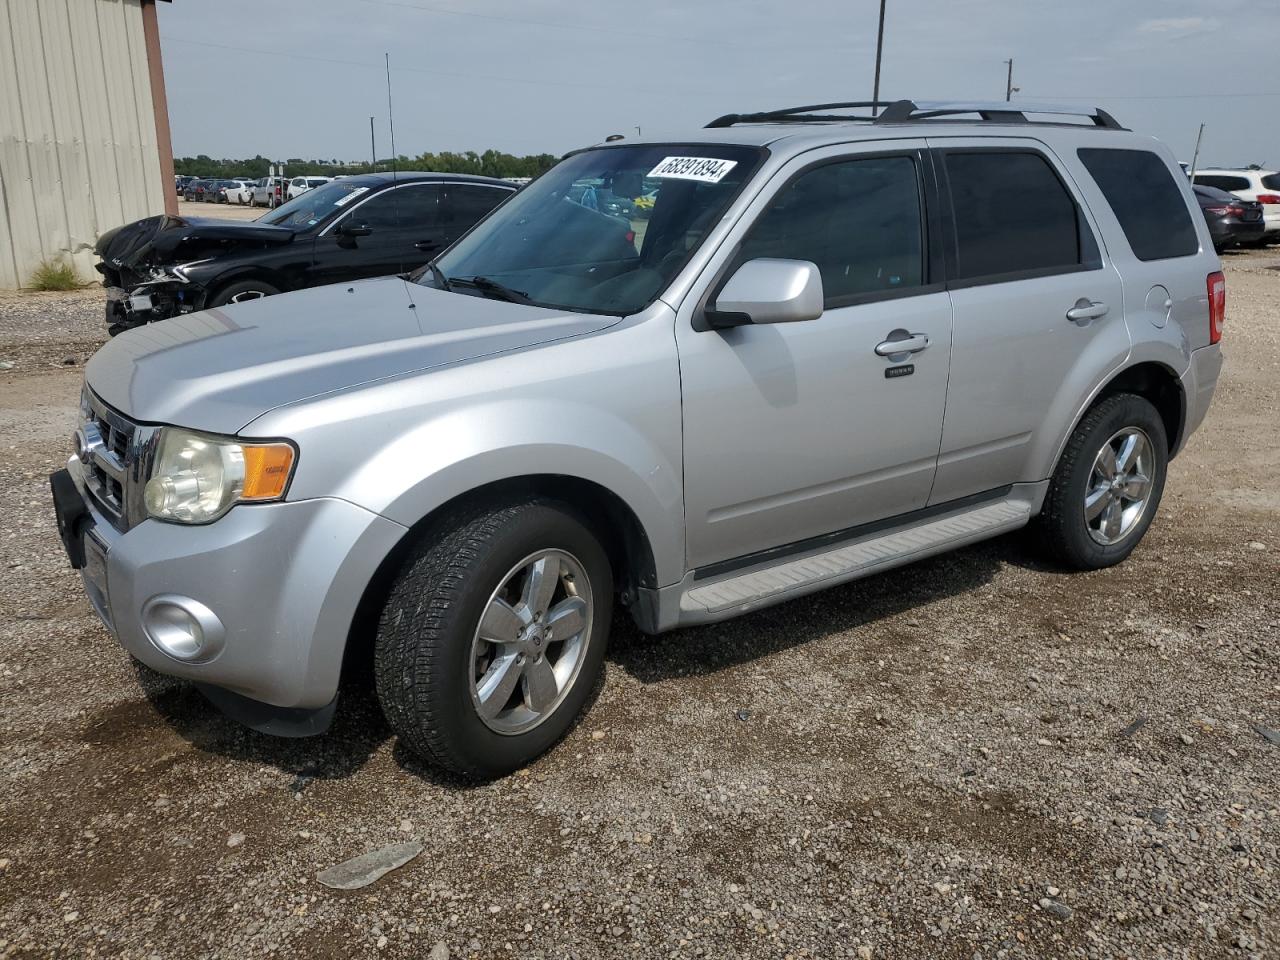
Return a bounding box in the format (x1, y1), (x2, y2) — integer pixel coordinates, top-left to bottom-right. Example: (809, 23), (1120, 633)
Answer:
(1004, 59), (1018, 101)
(871, 0), (887, 114)
(369, 116), (376, 170)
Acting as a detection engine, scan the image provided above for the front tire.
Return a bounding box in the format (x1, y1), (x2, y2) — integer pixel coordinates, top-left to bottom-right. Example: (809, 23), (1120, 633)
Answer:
(207, 279), (281, 307)
(374, 499), (613, 779)
(1034, 393), (1168, 570)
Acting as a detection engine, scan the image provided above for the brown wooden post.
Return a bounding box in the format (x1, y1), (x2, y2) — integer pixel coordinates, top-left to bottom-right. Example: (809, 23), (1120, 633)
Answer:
(140, 0), (176, 215)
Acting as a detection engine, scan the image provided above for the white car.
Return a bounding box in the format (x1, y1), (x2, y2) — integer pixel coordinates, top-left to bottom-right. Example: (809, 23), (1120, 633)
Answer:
(222, 179), (254, 205)
(1192, 168), (1280, 240)
(286, 176), (332, 200)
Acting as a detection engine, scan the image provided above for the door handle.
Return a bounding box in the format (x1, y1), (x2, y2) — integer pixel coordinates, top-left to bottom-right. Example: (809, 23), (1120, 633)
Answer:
(414, 240), (441, 252)
(874, 332), (930, 358)
(1066, 298), (1109, 324)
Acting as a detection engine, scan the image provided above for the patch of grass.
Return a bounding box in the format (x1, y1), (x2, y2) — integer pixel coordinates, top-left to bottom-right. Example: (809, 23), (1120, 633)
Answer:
(27, 259), (82, 291)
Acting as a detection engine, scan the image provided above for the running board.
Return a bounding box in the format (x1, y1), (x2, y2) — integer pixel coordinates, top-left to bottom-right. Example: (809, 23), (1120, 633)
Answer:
(676, 497), (1033, 625)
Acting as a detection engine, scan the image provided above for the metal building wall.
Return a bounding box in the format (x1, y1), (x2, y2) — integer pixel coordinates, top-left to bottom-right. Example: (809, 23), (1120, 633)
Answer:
(0, 0), (168, 288)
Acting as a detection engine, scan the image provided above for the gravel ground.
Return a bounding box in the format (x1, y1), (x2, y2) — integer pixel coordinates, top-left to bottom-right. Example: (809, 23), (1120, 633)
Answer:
(0, 248), (1276, 959)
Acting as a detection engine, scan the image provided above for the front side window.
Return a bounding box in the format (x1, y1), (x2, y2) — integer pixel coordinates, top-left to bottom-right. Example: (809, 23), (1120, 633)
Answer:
(738, 155), (924, 304)
(944, 151), (1088, 281)
(419, 144), (764, 315)
(1079, 148), (1199, 261)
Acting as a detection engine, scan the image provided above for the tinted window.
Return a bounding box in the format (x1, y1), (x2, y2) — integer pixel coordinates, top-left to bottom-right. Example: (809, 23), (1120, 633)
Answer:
(1261, 173), (1280, 191)
(448, 184), (510, 224)
(1194, 174), (1250, 192)
(1080, 149), (1199, 261)
(345, 184), (440, 230)
(944, 151), (1084, 280)
(739, 155), (924, 303)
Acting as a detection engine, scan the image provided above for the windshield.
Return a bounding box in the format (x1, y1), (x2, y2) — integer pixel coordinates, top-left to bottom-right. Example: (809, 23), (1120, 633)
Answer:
(418, 144), (764, 315)
(258, 181), (375, 228)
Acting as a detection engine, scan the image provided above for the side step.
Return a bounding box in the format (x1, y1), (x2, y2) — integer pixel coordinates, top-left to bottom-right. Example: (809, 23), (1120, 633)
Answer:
(677, 497), (1032, 624)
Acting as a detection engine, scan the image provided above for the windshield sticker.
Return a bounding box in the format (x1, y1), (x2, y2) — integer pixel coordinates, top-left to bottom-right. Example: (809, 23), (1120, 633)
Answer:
(647, 156), (737, 183)
(332, 186), (369, 207)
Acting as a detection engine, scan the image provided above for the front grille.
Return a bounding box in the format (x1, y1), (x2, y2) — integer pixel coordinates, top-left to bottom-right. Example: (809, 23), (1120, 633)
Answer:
(77, 389), (145, 531)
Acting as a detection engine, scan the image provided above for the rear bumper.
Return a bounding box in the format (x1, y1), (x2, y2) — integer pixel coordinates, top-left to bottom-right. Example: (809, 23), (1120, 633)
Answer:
(1178, 343), (1223, 452)
(1207, 218), (1266, 247)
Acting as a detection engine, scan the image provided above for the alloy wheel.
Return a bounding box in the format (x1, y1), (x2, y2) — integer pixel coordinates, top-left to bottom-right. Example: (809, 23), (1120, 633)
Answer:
(1084, 427), (1155, 545)
(468, 549), (593, 735)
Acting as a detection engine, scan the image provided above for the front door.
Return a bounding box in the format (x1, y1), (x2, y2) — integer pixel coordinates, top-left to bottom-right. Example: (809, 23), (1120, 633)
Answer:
(311, 182), (446, 284)
(677, 146), (953, 570)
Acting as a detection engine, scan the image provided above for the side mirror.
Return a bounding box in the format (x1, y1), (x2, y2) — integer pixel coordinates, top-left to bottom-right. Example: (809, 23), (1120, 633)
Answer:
(338, 221), (372, 238)
(706, 258), (824, 328)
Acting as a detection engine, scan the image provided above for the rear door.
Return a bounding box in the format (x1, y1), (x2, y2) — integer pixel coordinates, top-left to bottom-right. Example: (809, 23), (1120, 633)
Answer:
(926, 139), (1127, 504)
(440, 183), (513, 250)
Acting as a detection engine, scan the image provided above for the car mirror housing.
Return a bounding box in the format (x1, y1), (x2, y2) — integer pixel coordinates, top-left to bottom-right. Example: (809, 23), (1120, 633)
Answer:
(705, 258), (824, 329)
(337, 222), (373, 238)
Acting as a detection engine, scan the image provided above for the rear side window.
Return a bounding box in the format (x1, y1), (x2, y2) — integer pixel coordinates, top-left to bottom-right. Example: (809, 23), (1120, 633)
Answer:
(448, 184), (511, 224)
(1080, 149), (1199, 261)
(943, 151), (1088, 281)
(739, 154), (925, 304)
(1194, 174), (1250, 192)
(1261, 173), (1280, 191)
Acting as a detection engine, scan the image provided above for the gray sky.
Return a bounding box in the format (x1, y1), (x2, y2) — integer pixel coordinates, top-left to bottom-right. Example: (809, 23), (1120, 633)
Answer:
(159, 0), (1279, 166)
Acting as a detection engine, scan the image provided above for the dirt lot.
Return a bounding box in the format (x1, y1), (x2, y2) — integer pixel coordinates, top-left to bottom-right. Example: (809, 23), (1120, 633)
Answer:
(0, 249), (1276, 960)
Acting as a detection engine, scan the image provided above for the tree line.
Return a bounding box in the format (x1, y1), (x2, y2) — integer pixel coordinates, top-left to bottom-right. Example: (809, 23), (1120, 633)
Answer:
(174, 149), (559, 180)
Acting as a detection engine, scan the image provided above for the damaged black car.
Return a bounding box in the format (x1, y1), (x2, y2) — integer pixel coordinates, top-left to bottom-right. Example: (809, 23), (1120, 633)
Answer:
(95, 172), (516, 334)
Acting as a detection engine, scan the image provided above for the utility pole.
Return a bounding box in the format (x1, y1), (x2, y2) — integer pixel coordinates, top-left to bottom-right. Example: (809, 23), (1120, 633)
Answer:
(369, 116), (376, 170)
(1189, 123), (1205, 180)
(871, 0), (887, 115)
(1004, 59), (1015, 101)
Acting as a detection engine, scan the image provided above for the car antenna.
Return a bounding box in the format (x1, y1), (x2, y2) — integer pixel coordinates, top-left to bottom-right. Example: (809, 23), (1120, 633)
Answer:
(385, 51), (411, 291)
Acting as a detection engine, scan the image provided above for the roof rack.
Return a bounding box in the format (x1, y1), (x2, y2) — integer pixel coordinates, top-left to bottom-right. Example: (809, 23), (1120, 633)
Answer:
(706, 99), (1125, 130)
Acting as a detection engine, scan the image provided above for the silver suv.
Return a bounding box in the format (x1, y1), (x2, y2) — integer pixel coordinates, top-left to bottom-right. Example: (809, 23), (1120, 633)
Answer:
(52, 100), (1225, 777)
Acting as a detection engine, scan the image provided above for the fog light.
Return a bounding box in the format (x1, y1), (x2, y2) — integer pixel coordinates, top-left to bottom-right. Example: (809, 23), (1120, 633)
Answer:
(141, 594), (225, 662)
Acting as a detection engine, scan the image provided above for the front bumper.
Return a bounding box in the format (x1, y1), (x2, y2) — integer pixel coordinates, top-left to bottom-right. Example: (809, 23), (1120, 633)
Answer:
(1178, 343), (1223, 452)
(55, 457), (406, 720)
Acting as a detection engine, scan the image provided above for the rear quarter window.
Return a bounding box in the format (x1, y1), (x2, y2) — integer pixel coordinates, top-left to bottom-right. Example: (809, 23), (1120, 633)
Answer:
(1261, 173), (1280, 191)
(1079, 149), (1199, 261)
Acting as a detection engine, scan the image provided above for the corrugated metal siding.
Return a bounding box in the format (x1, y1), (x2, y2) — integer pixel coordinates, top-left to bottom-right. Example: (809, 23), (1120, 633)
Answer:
(0, 0), (166, 288)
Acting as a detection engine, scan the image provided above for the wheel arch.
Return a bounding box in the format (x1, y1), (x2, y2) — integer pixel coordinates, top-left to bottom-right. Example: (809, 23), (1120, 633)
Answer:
(1091, 360), (1186, 457)
(202, 267), (292, 305)
(340, 474), (660, 686)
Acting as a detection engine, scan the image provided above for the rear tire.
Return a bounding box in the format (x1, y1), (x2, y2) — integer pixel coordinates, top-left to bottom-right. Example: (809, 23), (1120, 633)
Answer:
(374, 499), (613, 779)
(1033, 393), (1168, 570)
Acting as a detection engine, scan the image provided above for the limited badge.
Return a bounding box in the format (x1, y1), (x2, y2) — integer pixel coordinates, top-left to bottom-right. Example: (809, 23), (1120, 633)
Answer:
(885, 364), (915, 379)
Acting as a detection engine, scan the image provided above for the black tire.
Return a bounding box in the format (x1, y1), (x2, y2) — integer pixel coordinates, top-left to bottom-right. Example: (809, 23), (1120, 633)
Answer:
(1034, 393), (1168, 570)
(374, 499), (613, 779)
(207, 279), (280, 307)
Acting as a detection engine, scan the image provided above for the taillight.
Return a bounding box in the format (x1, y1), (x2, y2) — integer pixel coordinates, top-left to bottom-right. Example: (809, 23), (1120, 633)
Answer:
(1255, 193), (1280, 204)
(624, 230), (635, 244)
(1203, 206), (1229, 215)
(1207, 271), (1225, 345)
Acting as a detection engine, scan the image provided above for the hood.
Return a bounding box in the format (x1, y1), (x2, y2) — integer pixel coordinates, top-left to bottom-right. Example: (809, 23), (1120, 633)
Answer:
(84, 278), (618, 434)
(95, 214), (296, 270)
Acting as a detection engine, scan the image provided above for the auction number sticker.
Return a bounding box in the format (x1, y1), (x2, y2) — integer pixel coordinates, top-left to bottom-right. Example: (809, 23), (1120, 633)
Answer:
(333, 186), (369, 207)
(647, 156), (737, 183)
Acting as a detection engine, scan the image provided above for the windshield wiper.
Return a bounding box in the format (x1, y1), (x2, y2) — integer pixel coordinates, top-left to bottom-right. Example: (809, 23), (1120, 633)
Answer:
(426, 261), (451, 292)
(450, 275), (534, 305)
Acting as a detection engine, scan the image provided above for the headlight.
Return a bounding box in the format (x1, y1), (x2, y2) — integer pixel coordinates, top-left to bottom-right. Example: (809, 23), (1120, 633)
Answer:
(143, 428), (296, 524)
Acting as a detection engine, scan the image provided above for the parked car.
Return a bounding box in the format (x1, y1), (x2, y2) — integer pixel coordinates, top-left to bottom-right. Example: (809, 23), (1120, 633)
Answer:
(1191, 168), (1280, 242)
(58, 100), (1223, 779)
(175, 175), (194, 196)
(1193, 184), (1265, 251)
(93, 172), (514, 333)
(250, 176), (288, 208)
(219, 179), (254, 205)
(287, 176), (333, 200)
(181, 178), (206, 202)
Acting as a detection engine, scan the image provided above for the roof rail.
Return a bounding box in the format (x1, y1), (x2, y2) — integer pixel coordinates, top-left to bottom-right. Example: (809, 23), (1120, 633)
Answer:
(705, 99), (1125, 130)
